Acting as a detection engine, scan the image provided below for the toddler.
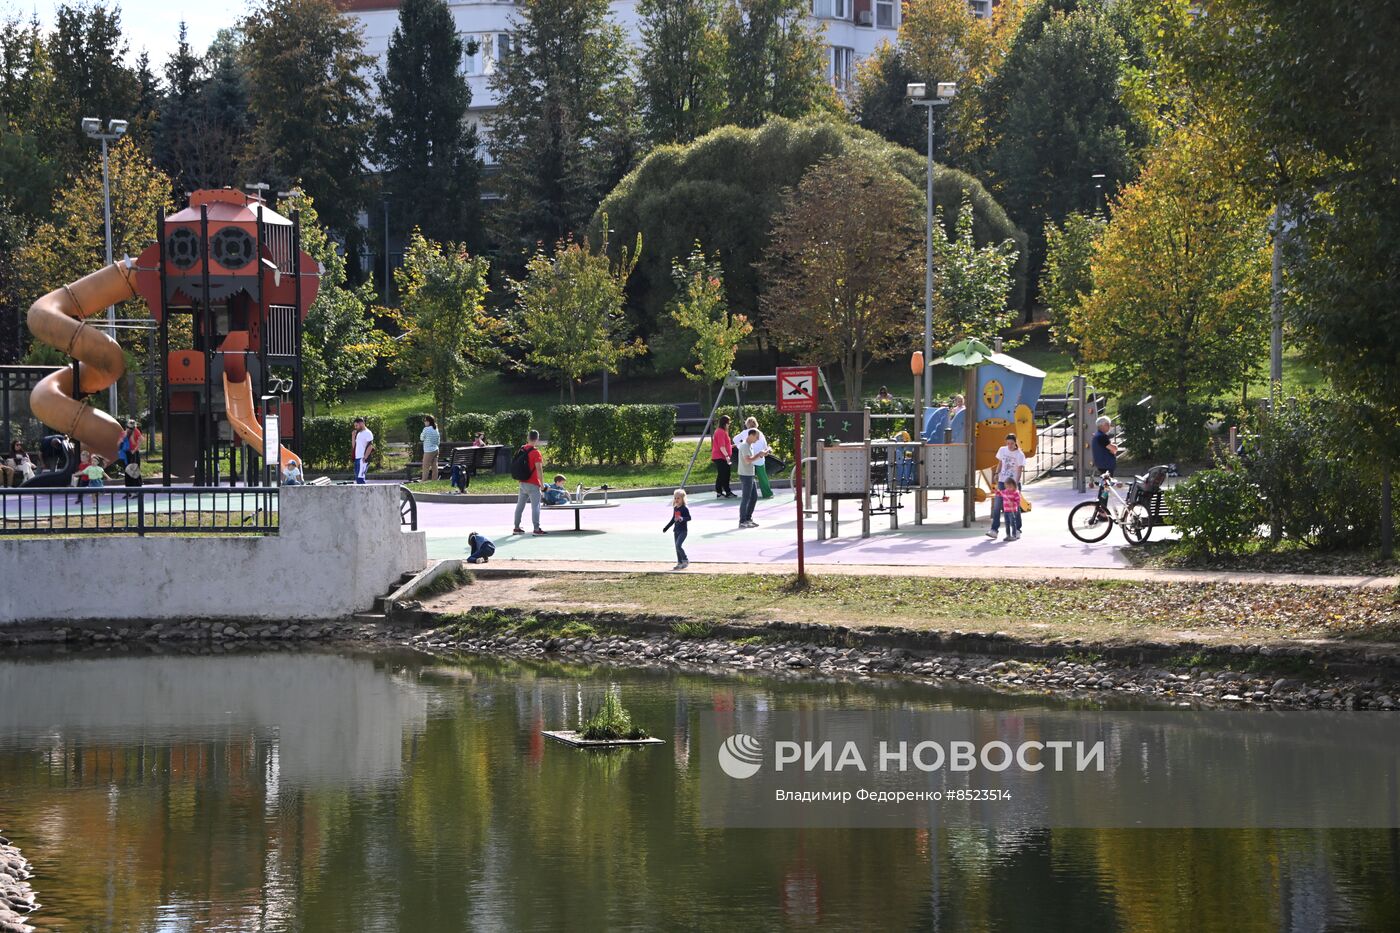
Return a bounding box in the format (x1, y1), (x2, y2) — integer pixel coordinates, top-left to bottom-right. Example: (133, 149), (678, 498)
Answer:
(1000, 478), (1023, 541)
(82, 455), (107, 504)
(543, 473), (570, 505)
(662, 489), (691, 570)
(467, 532), (496, 564)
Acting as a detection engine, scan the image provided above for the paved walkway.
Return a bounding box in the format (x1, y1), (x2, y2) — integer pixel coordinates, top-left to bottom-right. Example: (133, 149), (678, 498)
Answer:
(422, 475), (1143, 570)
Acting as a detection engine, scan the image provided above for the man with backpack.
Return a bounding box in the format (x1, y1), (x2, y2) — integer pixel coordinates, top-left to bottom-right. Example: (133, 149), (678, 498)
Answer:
(511, 429), (547, 535)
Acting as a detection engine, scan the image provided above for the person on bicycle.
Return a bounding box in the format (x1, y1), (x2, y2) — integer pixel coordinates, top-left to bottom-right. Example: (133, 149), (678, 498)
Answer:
(986, 433), (1026, 539)
(1092, 416), (1119, 476)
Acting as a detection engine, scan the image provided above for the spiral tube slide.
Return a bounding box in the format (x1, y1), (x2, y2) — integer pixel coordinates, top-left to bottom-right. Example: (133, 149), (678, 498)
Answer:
(26, 259), (139, 463)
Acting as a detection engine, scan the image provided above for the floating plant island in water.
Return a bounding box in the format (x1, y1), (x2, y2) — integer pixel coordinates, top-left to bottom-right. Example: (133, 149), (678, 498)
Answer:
(546, 691), (663, 748)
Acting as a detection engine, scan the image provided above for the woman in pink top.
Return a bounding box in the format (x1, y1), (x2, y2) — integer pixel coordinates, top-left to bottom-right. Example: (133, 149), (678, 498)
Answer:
(711, 415), (735, 498)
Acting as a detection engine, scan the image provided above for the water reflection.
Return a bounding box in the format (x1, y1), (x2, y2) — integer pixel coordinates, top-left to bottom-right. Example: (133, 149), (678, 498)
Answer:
(0, 649), (1395, 932)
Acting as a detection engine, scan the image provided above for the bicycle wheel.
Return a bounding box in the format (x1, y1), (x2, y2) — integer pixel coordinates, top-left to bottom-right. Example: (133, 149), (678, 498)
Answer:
(1068, 501), (1114, 543)
(1120, 503), (1153, 544)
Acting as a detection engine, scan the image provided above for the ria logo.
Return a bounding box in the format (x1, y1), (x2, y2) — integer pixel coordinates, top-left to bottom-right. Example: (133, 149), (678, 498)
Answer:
(718, 733), (764, 779)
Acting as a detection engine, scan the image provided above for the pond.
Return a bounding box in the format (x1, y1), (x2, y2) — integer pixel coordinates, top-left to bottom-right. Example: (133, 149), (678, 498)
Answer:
(0, 648), (1396, 932)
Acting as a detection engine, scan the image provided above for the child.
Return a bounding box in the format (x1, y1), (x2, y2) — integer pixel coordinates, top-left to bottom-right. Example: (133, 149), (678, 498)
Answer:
(543, 473), (570, 505)
(466, 532), (496, 564)
(282, 459), (304, 485)
(1000, 478), (1023, 541)
(662, 489), (691, 569)
(82, 455), (106, 504)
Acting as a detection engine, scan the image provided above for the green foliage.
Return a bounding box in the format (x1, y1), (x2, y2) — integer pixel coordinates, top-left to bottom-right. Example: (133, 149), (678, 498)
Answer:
(513, 226), (646, 402)
(444, 412), (494, 444)
(1166, 467), (1259, 556)
(43, 4), (145, 180)
(667, 244), (751, 388)
(280, 190), (388, 411)
(300, 415), (386, 471)
(1115, 401), (1155, 461)
(1157, 401), (1211, 463)
(930, 194), (1021, 350)
(492, 409), (534, 448)
(241, 0), (374, 238)
(721, 0), (831, 128)
(671, 619), (715, 639)
(375, 0), (480, 247)
(1240, 395), (1380, 551)
(487, 0), (637, 257)
(547, 404), (676, 465)
(153, 24), (253, 191)
(580, 690), (648, 741)
(1041, 210), (1105, 359)
(637, 0), (727, 145)
(393, 231), (501, 425)
(595, 117), (1027, 338)
(972, 2), (1148, 292)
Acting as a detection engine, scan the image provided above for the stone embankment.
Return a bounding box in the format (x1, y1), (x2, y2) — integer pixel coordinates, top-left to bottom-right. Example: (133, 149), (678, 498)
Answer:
(407, 615), (1400, 711)
(0, 832), (38, 933)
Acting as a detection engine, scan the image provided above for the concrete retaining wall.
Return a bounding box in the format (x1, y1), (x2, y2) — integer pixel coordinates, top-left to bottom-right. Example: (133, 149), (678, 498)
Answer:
(0, 485), (427, 625)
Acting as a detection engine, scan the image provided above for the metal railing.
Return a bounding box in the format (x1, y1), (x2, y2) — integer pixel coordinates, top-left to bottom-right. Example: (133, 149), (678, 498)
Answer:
(0, 486), (278, 536)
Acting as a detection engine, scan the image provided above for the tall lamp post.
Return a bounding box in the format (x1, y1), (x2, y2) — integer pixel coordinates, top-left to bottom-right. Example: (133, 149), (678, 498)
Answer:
(905, 82), (956, 406)
(82, 116), (129, 418)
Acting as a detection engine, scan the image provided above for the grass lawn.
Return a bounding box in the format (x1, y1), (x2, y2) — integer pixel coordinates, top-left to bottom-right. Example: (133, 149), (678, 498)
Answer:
(432, 571), (1400, 647)
(407, 439), (716, 493)
(1123, 539), (1400, 577)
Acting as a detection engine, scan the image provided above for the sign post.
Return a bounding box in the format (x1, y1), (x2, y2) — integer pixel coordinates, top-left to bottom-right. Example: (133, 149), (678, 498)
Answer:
(776, 366), (820, 582)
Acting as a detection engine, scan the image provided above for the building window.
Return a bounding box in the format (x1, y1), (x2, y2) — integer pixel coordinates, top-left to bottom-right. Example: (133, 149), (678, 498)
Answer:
(462, 33), (513, 76)
(876, 0), (895, 27)
(968, 0), (993, 18)
(830, 46), (854, 93)
(812, 0), (850, 20)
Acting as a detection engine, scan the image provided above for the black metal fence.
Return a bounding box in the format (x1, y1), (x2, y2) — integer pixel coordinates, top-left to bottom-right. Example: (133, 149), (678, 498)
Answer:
(0, 486), (278, 536)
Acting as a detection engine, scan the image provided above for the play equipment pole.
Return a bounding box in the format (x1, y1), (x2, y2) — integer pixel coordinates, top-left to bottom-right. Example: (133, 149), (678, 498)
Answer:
(963, 367), (976, 527)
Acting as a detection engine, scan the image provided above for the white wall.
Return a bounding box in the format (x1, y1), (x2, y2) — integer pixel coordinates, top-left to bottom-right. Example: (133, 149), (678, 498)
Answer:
(0, 485), (428, 626)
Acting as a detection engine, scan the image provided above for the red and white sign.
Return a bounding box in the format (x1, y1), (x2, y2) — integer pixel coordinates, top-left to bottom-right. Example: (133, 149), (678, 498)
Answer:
(776, 366), (819, 414)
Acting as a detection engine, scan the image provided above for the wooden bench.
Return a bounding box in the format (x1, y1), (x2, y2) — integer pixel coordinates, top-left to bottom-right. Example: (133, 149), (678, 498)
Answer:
(433, 444), (502, 491)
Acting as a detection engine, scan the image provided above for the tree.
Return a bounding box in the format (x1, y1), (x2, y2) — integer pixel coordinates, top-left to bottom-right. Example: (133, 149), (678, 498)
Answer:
(376, 0), (481, 248)
(241, 0), (374, 239)
(722, 0), (830, 127)
(637, 0), (728, 146)
(278, 190), (390, 412)
(1041, 210), (1106, 359)
(667, 243), (751, 395)
(1071, 132), (1270, 442)
(17, 137), (172, 412)
(594, 116), (1027, 340)
(970, 2), (1148, 303)
(761, 152), (922, 408)
(488, 0), (637, 259)
(44, 3), (142, 180)
(513, 226), (646, 401)
(394, 232), (501, 426)
(929, 195), (1020, 349)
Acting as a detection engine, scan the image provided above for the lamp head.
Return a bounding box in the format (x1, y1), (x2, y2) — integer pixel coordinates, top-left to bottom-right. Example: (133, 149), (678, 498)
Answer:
(935, 82), (957, 100)
(108, 119), (128, 137)
(81, 117), (101, 136)
(905, 83), (927, 100)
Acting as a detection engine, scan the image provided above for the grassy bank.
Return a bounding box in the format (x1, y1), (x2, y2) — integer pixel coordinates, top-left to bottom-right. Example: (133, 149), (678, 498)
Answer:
(428, 571), (1400, 647)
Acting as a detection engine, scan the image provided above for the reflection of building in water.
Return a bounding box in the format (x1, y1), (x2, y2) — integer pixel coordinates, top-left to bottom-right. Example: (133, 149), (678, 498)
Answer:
(0, 653), (430, 786)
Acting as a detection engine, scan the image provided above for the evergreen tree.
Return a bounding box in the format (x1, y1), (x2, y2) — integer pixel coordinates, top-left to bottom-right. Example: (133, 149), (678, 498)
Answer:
(45, 3), (141, 179)
(488, 0), (637, 260)
(722, 0), (829, 127)
(637, 0), (727, 146)
(375, 0), (481, 248)
(241, 0), (374, 238)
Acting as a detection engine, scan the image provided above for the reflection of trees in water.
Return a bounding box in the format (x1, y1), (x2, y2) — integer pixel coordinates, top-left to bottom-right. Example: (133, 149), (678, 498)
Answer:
(0, 655), (1397, 930)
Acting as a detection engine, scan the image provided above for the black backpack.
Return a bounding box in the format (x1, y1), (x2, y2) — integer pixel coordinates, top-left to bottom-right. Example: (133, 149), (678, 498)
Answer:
(510, 446), (533, 481)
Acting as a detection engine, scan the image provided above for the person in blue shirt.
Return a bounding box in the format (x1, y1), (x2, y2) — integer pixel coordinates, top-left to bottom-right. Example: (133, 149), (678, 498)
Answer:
(1091, 416), (1119, 476)
(420, 416), (441, 481)
(467, 532), (496, 563)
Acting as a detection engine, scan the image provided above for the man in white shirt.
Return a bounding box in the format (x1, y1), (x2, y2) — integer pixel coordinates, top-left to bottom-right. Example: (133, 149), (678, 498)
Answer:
(986, 433), (1026, 539)
(351, 417), (375, 485)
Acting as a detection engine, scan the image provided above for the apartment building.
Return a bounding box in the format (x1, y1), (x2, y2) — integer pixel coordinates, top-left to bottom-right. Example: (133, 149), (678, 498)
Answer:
(339, 2), (996, 140)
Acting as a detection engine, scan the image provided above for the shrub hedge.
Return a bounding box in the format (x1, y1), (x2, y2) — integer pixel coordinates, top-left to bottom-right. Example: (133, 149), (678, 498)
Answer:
(548, 404), (677, 465)
(300, 415), (386, 471)
(717, 405), (792, 460)
(1116, 402), (1156, 461)
(1166, 467), (1260, 555)
(444, 412), (495, 446)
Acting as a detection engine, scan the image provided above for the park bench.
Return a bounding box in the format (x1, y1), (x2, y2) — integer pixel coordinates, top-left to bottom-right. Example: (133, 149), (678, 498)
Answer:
(674, 403), (710, 435)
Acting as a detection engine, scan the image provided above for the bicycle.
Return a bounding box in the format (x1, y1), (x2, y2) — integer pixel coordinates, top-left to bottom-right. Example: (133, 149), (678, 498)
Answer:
(1067, 471), (1154, 544)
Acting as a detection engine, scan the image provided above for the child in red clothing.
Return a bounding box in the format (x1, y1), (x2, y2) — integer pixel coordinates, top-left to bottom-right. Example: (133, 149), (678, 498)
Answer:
(999, 478), (1023, 540)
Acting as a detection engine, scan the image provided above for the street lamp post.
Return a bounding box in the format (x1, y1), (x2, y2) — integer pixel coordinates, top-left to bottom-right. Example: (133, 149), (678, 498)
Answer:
(82, 116), (129, 418)
(905, 83), (956, 406)
(1091, 173), (1106, 214)
(382, 195), (392, 306)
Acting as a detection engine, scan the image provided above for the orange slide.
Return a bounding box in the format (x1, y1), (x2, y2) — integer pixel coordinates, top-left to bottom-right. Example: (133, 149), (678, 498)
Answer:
(27, 260), (140, 463)
(222, 370), (299, 471)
